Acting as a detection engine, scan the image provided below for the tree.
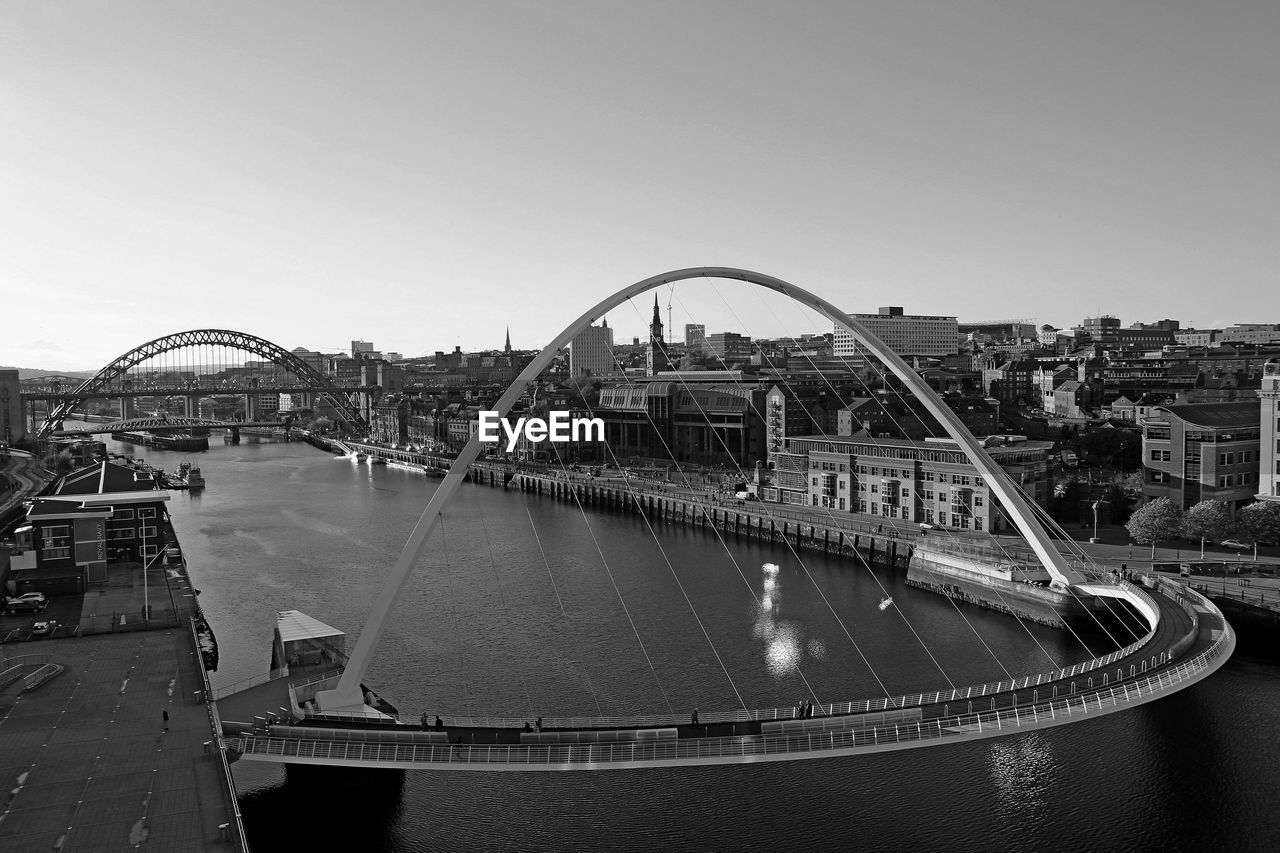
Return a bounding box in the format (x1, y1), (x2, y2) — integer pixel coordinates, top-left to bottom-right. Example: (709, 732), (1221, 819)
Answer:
(1184, 500), (1234, 559)
(1125, 497), (1186, 559)
(1237, 501), (1280, 561)
(306, 416), (333, 434)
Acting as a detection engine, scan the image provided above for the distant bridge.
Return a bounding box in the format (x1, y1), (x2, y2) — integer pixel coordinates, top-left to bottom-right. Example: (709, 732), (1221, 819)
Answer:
(34, 329), (372, 437)
(50, 417), (292, 438)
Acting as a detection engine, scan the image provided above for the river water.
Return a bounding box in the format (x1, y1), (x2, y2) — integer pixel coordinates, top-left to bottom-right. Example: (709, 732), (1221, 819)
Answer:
(104, 435), (1279, 851)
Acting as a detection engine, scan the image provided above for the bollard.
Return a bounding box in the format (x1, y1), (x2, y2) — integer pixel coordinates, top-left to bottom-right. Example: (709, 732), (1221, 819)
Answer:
(203, 740), (212, 755)
(219, 823), (230, 841)
(193, 690), (203, 703)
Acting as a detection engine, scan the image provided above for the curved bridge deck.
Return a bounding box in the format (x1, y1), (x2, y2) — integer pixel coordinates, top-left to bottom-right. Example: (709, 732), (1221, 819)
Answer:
(222, 580), (1231, 770)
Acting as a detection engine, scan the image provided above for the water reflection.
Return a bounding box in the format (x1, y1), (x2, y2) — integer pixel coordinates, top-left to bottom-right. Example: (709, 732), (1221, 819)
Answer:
(987, 732), (1055, 826)
(754, 562), (810, 678)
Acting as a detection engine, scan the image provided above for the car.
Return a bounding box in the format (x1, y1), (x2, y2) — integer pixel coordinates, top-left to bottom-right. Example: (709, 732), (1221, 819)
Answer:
(29, 619), (58, 637)
(5, 593), (48, 614)
(1221, 539), (1251, 550)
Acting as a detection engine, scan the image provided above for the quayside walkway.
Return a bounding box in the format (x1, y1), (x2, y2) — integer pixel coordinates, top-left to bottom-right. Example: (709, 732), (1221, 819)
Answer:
(0, 627), (245, 851)
(221, 578), (1231, 771)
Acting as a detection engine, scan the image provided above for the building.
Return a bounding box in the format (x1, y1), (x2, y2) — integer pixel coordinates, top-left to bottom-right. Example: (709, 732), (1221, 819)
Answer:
(762, 434), (1051, 532)
(836, 395), (1000, 441)
(685, 324), (706, 351)
(1260, 358), (1280, 502)
(1141, 401), (1261, 510)
(835, 307), (959, 358)
(1220, 325), (1280, 346)
(646, 297), (672, 376)
(1174, 329), (1220, 347)
(596, 381), (765, 466)
(569, 320), (616, 378)
(764, 384), (844, 460)
(0, 368), (23, 444)
(704, 332), (753, 364)
(6, 460), (171, 596)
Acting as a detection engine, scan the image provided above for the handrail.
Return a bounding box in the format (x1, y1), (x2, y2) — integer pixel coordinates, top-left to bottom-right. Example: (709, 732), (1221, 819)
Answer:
(300, 581), (1164, 733)
(235, 611), (1233, 769)
(189, 619), (250, 852)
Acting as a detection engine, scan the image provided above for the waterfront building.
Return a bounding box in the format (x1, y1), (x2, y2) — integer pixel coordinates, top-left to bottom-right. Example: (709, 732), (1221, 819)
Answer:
(569, 320), (616, 378)
(762, 434), (1051, 532)
(596, 381), (765, 466)
(7, 460), (170, 596)
(685, 324), (705, 352)
(1141, 401), (1261, 510)
(1260, 358), (1280, 502)
(835, 307), (959, 358)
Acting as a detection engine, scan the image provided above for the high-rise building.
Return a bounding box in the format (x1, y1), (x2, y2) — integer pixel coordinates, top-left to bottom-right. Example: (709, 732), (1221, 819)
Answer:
(685, 324), (706, 351)
(834, 307), (959, 358)
(351, 340), (382, 360)
(1261, 358), (1280, 501)
(570, 320), (616, 378)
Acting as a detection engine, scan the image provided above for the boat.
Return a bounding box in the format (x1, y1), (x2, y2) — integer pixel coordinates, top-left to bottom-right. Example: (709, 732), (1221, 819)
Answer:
(370, 457), (387, 465)
(186, 466), (206, 489)
(878, 596), (894, 611)
(354, 451), (368, 463)
(422, 465), (446, 478)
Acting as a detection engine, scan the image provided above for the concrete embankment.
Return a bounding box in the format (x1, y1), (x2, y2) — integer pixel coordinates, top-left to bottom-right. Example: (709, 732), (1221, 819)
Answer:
(467, 466), (912, 572)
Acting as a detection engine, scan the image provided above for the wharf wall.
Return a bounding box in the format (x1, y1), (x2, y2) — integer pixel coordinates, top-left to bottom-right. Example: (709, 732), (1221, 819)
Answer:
(465, 466), (912, 572)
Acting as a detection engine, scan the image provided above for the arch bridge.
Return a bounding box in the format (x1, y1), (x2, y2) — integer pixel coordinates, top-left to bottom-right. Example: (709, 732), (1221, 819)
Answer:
(36, 329), (368, 437)
(220, 268), (1233, 769)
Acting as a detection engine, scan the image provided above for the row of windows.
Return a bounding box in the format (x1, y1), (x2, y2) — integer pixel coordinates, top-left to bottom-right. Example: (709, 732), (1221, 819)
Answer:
(1218, 473), (1258, 487)
(1151, 449), (1172, 462)
(106, 526), (158, 541)
(1220, 451), (1255, 465)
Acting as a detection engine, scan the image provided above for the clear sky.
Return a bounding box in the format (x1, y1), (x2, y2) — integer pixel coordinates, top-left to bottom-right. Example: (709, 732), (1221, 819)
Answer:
(2, 1), (1277, 371)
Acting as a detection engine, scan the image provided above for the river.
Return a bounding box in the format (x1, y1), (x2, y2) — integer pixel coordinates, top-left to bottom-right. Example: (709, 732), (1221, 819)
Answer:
(102, 435), (1280, 851)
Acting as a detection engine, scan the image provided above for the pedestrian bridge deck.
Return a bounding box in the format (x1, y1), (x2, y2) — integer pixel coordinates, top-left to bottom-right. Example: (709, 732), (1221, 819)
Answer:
(219, 579), (1231, 770)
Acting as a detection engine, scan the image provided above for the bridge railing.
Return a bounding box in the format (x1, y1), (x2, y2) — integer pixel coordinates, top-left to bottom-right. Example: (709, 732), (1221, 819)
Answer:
(231, 610), (1233, 768)
(189, 619), (250, 852)
(294, 578), (1164, 733)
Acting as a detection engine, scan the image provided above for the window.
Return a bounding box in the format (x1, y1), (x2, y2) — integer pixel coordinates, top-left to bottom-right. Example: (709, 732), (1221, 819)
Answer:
(975, 518), (984, 531)
(974, 495), (984, 506)
(925, 510), (934, 523)
(114, 508), (135, 520)
(839, 498), (846, 510)
(811, 496), (818, 506)
(138, 508), (156, 519)
(974, 477), (984, 487)
(140, 545), (159, 558)
(925, 472), (935, 482)
(839, 481), (846, 490)
(140, 526), (157, 538)
(108, 528), (135, 540)
(901, 488), (909, 498)
(871, 503), (879, 515)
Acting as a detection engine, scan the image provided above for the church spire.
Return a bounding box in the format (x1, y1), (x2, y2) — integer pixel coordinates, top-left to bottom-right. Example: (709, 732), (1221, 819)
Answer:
(504, 326), (511, 353)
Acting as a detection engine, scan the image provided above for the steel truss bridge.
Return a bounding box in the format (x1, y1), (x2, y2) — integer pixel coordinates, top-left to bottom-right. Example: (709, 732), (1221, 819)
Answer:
(214, 267), (1234, 771)
(31, 329), (371, 437)
(49, 417), (293, 438)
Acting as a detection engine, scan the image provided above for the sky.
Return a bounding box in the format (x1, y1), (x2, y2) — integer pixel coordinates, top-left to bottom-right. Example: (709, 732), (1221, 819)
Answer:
(1, 1), (1277, 371)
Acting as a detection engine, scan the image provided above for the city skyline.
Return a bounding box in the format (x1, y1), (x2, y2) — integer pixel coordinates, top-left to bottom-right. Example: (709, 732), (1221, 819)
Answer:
(3, 1), (1278, 371)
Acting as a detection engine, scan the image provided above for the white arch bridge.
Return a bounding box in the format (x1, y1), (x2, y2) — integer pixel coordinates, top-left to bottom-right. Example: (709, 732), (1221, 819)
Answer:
(219, 268), (1234, 770)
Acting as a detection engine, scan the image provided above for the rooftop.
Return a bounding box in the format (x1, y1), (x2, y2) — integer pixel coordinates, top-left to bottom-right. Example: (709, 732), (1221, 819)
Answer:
(1155, 401), (1261, 428)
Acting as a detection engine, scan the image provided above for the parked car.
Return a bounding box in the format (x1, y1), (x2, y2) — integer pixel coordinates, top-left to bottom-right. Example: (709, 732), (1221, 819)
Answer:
(5, 593), (49, 614)
(30, 619), (58, 637)
(1221, 539), (1250, 550)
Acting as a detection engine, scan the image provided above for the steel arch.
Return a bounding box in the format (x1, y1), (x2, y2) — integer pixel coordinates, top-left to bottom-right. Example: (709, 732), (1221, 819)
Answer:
(320, 266), (1096, 711)
(38, 329), (366, 436)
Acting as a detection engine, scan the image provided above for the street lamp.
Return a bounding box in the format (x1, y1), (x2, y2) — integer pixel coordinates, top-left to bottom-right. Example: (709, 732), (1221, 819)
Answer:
(1090, 499), (1109, 544)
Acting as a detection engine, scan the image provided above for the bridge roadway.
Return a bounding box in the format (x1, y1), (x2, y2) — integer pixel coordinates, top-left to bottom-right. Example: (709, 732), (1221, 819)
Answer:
(222, 578), (1232, 771)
